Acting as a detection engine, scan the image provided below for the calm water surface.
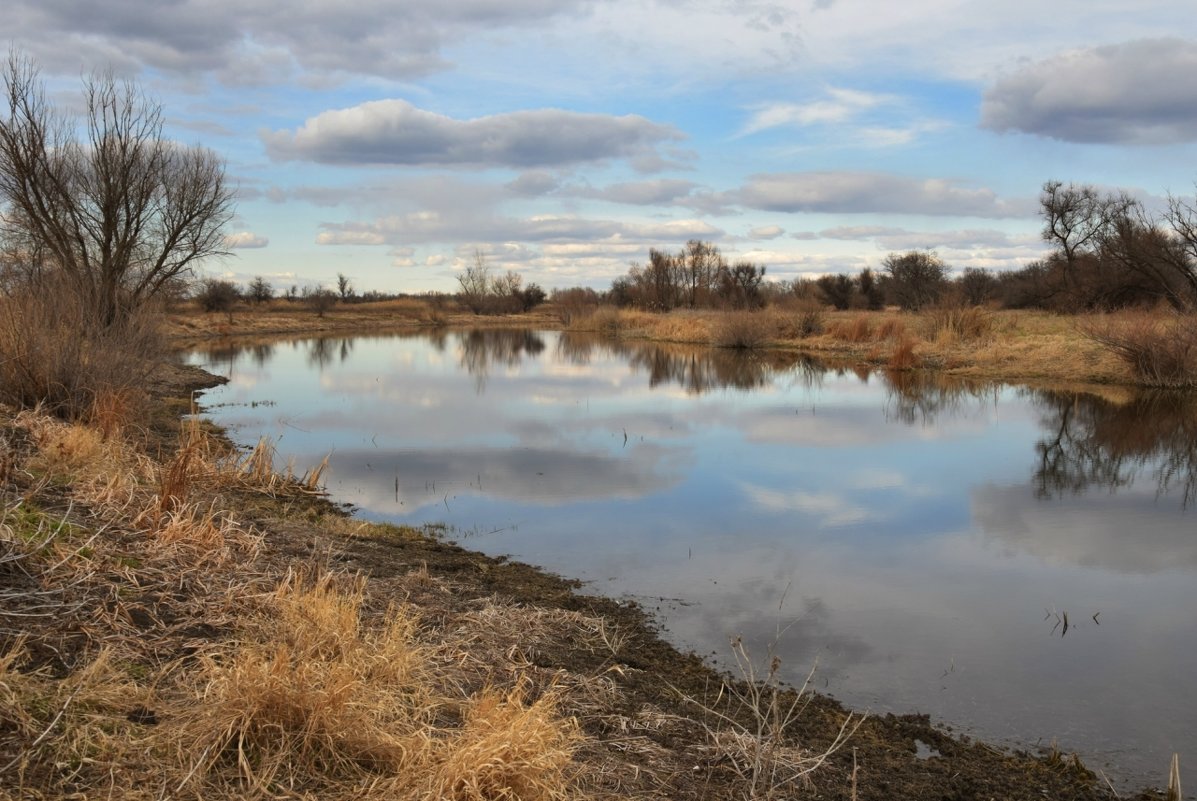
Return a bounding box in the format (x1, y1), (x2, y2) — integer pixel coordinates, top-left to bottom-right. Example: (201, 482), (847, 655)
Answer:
(188, 330), (1197, 792)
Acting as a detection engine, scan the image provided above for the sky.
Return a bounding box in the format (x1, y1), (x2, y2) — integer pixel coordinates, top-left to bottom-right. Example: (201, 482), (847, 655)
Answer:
(9, 0), (1197, 294)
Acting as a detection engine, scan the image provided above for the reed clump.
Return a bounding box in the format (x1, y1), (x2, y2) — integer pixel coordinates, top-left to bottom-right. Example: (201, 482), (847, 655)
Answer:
(924, 305), (994, 344)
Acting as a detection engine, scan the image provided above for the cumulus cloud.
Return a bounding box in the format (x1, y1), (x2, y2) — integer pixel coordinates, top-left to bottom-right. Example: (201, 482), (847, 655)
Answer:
(981, 38), (1197, 144)
(263, 100), (684, 169)
(7, 0), (596, 81)
(224, 231), (269, 249)
(735, 171), (1028, 218)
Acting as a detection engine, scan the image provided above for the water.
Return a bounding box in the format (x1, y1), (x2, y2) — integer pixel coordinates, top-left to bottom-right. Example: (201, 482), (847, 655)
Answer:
(187, 329), (1197, 792)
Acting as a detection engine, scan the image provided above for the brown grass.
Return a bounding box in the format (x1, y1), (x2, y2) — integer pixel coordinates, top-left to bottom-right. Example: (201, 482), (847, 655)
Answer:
(888, 337), (921, 370)
(924, 306), (995, 344)
(827, 316), (874, 343)
(0, 281), (162, 420)
(1080, 312), (1197, 388)
(712, 312), (775, 349)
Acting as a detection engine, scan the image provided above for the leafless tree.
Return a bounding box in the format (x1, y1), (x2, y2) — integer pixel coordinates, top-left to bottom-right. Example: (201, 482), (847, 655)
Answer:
(457, 250), (492, 314)
(882, 250), (947, 310)
(336, 271), (353, 301)
(0, 53), (234, 328)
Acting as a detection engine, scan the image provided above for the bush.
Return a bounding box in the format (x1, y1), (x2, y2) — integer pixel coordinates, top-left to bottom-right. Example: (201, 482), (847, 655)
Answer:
(1081, 314), (1197, 388)
(0, 277), (159, 418)
(196, 278), (241, 316)
(796, 308), (825, 338)
(712, 312), (773, 349)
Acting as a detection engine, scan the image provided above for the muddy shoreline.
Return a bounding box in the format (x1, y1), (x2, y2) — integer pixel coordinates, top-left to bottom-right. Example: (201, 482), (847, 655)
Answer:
(170, 342), (1169, 801)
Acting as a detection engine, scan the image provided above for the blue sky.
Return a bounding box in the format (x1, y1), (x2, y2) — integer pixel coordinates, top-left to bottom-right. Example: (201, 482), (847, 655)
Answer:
(10, 0), (1197, 293)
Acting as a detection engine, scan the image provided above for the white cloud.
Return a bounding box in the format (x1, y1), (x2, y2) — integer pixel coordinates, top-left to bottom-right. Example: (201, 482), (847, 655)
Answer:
(740, 88), (897, 135)
(748, 225), (785, 240)
(741, 483), (878, 527)
(981, 38), (1197, 144)
(735, 172), (1030, 218)
(264, 100), (684, 169)
(316, 212), (722, 247)
(224, 231), (269, 249)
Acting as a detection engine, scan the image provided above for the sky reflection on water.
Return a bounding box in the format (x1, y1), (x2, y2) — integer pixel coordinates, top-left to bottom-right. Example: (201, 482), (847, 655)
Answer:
(188, 330), (1197, 792)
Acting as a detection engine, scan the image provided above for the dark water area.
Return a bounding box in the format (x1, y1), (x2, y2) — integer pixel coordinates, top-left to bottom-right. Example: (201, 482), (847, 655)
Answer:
(187, 329), (1197, 793)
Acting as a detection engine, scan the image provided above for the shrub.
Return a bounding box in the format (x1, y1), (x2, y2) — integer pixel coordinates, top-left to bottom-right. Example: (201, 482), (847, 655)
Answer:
(712, 312), (773, 349)
(1081, 313), (1197, 388)
(196, 278), (241, 316)
(0, 279), (159, 418)
(796, 308), (825, 338)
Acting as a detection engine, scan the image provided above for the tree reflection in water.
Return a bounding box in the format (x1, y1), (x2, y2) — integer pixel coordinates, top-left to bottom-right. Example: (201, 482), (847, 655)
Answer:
(1029, 389), (1197, 507)
(456, 329), (546, 393)
(556, 332), (825, 394)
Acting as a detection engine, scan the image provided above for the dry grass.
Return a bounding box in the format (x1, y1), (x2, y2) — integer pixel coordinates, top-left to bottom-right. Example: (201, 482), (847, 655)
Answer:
(680, 635), (862, 801)
(712, 312), (775, 349)
(0, 281), (162, 420)
(924, 306), (995, 344)
(1080, 312), (1197, 388)
(888, 337), (920, 370)
(2, 407), (589, 801)
(827, 316), (874, 343)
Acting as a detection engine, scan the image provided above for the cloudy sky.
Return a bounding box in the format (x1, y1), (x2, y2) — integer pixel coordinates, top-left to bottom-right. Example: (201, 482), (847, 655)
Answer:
(11, 0), (1197, 293)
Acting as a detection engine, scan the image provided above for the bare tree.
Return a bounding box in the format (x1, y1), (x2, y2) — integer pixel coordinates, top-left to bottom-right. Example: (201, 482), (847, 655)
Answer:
(248, 275), (273, 305)
(0, 53), (234, 328)
(336, 272), (353, 301)
(457, 250), (492, 314)
(883, 251), (947, 311)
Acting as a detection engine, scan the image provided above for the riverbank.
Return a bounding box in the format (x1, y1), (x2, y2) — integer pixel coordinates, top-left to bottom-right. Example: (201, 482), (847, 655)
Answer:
(166, 301), (1146, 387)
(1, 352), (1172, 798)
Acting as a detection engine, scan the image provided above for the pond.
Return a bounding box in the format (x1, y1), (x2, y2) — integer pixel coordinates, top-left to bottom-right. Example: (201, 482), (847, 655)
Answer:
(187, 329), (1197, 792)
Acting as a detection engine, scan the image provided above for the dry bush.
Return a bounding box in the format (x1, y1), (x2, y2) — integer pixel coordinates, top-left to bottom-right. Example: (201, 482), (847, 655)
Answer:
(771, 308), (824, 340)
(712, 312), (774, 349)
(924, 305), (994, 344)
(1080, 313), (1197, 388)
(828, 316), (874, 343)
(0, 281), (162, 419)
(681, 636), (861, 801)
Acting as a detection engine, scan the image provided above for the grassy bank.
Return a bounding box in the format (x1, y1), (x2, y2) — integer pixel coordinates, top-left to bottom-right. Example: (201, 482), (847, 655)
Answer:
(166, 299), (1197, 388)
(0, 362), (1163, 799)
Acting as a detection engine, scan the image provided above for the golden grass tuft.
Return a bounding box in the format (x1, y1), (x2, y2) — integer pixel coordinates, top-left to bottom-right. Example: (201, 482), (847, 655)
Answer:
(174, 572), (435, 794)
(924, 306), (994, 344)
(428, 685), (580, 801)
(828, 316), (874, 343)
(888, 337), (920, 370)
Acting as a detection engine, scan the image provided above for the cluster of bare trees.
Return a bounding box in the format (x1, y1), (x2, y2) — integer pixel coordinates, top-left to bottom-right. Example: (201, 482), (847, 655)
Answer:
(456, 252), (546, 315)
(1020, 180), (1197, 310)
(608, 240), (766, 311)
